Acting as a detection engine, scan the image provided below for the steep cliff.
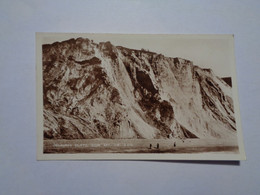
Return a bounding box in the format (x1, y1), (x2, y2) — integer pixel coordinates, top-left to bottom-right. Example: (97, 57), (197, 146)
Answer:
(42, 38), (236, 140)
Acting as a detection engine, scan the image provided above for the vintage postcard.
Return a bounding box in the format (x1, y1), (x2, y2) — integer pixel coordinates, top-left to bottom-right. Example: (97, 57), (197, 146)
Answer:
(36, 33), (246, 160)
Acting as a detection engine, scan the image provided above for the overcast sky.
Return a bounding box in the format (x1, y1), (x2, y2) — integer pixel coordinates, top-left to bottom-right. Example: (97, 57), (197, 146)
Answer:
(42, 33), (235, 77)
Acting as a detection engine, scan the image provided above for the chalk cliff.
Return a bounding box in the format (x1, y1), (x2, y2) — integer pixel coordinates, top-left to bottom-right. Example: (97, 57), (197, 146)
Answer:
(42, 38), (236, 140)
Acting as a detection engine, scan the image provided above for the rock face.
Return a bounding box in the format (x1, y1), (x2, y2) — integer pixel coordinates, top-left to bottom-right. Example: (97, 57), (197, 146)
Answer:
(222, 77), (232, 87)
(42, 38), (236, 140)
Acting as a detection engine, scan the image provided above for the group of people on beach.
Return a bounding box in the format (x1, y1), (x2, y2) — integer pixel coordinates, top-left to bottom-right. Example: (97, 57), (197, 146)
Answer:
(149, 141), (177, 149)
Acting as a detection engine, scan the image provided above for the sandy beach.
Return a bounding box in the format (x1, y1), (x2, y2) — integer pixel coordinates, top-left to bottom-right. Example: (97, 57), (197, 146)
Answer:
(44, 138), (239, 154)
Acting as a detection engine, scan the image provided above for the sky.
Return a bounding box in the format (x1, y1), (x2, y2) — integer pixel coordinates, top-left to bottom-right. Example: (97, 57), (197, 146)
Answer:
(41, 33), (235, 77)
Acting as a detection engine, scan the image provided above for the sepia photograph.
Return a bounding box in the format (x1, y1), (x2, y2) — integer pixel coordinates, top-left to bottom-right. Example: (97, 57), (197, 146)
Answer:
(4, 1), (260, 194)
(36, 33), (245, 160)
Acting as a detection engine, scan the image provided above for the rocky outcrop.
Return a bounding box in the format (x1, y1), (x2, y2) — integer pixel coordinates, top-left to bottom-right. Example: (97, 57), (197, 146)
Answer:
(222, 77), (232, 87)
(42, 38), (236, 140)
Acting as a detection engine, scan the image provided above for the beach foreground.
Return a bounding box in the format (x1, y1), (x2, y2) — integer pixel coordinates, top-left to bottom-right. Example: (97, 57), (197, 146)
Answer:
(44, 138), (239, 154)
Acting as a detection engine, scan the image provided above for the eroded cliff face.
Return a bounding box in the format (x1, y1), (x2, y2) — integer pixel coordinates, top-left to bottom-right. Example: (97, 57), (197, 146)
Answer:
(42, 38), (236, 140)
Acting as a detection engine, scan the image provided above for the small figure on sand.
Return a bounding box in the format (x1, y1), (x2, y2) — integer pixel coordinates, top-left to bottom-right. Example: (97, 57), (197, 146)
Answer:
(157, 143), (159, 149)
(149, 144), (152, 149)
(174, 142), (176, 147)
